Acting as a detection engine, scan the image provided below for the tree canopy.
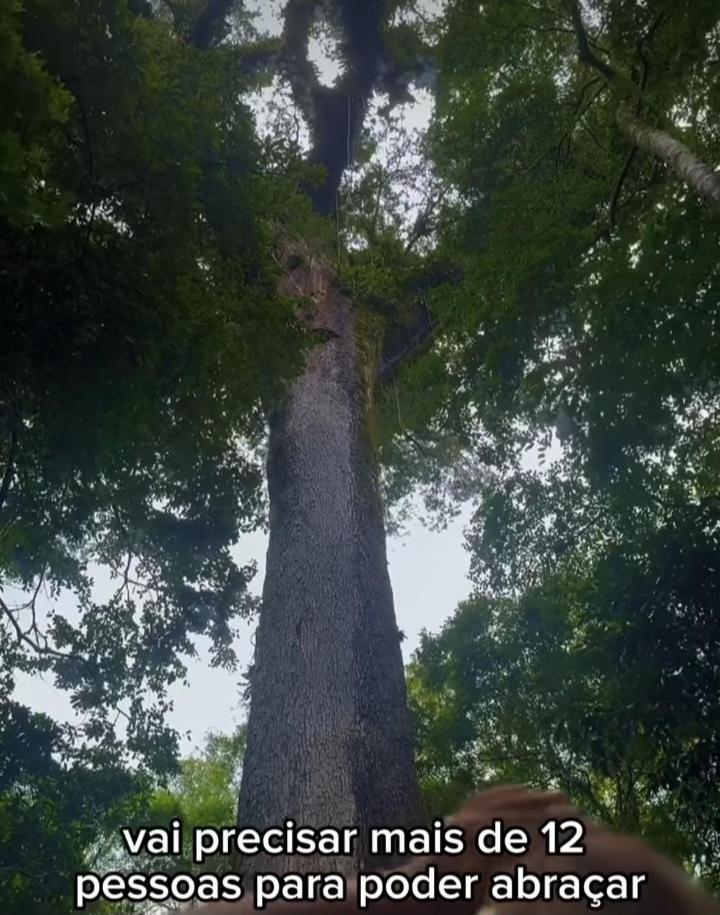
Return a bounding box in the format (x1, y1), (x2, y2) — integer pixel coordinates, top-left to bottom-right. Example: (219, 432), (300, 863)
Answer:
(403, 3), (720, 889)
(1, 0), (308, 768)
(409, 502), (720, 886)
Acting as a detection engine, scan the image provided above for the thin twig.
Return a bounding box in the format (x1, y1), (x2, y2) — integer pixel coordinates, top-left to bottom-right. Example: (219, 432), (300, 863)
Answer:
(0, 427), (17, 515)
(609, 145), (638, 229)
(0, 593), (87, 666)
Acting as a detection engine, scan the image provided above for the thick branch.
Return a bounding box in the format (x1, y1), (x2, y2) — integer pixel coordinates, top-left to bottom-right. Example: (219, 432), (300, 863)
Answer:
(281, 0), (387, 216)
(377, 265), (463, 383)
(568, 0), (618, 85)
(281, 0), (321, 110)
(605, 15), (662, 227)
(378, 306), (435, 384)
(617, 106), (720, 209)
(188, 0), (236, 50)
(155, 0), (238, 50)
(569, 0), (720, 210)
(0, 427), (17, 515)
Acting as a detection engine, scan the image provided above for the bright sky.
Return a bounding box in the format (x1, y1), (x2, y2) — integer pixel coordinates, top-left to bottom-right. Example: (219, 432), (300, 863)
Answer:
(168, 506), (474, 750)
(14, 510), (473, 752)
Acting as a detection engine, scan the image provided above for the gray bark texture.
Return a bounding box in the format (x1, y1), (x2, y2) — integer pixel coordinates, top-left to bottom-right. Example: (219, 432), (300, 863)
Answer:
(237, 249), (422, 874)
(617, 105), (720, 209)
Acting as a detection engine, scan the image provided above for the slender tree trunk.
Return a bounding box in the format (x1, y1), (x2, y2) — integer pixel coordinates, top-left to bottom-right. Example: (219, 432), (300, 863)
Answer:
(238, 251), (422, 874)
(617, 104), (720, 209)
(569, 1), (720, 210)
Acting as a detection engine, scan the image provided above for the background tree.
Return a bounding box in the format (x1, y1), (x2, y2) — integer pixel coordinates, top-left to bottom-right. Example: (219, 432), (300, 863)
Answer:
(400, 1), (720, 893)
(408, 494), (720, 889)
(0, 701), (148, 915)
(99, 729), (246, 912)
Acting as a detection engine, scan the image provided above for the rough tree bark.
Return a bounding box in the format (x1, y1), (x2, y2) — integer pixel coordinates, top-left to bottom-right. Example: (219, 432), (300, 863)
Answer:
(237, 249), (423, 873)
(227, 0), (428, 868)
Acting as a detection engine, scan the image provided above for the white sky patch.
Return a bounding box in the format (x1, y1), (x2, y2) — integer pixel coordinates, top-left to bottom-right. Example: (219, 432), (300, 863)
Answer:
(520, 432), (563, 472)
(392, 0), (446, 32)
(12, 514), (474, 752)
(249, 76), (311, 152)
(364, 88), (434, 169)
(308, 25), (344, 87)
(398, 87), (435, 133)
(244, 0), (284, 37)
(339, 87), (437, 249)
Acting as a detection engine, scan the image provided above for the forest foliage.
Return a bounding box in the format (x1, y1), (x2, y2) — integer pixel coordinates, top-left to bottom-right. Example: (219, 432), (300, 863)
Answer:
(402, 0), (720, 890)
(1, 0), (719, 910)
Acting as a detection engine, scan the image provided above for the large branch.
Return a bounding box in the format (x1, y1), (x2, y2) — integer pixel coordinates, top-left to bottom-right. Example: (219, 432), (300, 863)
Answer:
(156, 0), (408, 214)
(378, 306), (435, 384)
(188, 0), (236, 50)
(281, 0), (387, 216)
(568, 0), (618, 85)
(281, 0), (321, 110)
(151, 0), (239, 50)
(377, 265), (463, 383)
(616, 107), (720, 208)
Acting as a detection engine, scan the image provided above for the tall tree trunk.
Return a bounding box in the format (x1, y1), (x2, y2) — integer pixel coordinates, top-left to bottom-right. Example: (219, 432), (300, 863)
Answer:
(617, 105), (720, 209)
(238, 251), (422, 874)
